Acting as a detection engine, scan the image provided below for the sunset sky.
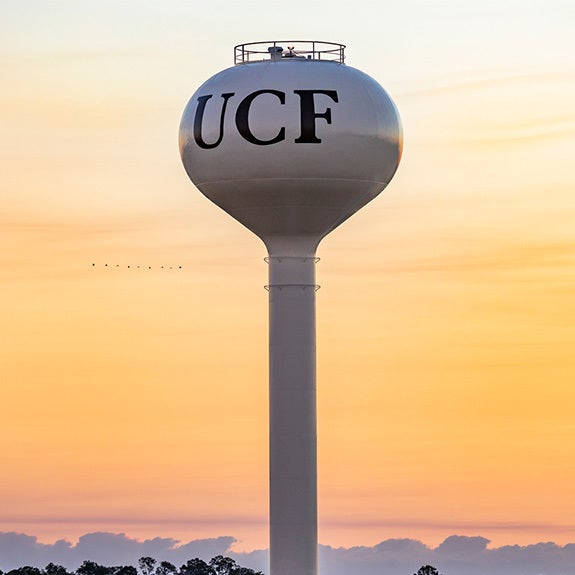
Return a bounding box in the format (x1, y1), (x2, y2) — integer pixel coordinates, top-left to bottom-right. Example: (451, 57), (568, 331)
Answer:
(2, 0), (575, 556)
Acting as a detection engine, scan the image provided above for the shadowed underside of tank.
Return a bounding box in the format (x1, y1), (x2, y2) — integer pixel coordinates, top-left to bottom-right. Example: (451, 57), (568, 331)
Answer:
(201, 177), (395, 239)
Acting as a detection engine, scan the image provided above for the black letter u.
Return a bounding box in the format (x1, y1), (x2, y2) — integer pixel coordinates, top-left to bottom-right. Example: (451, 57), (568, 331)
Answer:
(193, 93), (235, 149)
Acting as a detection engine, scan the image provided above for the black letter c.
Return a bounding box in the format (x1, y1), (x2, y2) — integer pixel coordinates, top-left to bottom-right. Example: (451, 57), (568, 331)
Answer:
(235, 90), (286, 146)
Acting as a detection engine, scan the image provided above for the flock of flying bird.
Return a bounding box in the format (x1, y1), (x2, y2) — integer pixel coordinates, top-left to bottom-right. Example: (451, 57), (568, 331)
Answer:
(91, 264), (183, 269)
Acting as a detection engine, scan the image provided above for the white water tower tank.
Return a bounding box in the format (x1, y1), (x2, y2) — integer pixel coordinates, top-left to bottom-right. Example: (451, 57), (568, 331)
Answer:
(180, 41), (402, 250)
(179, 41), (402, 575)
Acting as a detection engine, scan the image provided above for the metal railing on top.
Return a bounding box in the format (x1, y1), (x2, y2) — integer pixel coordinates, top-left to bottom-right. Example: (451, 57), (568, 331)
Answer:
(234, 41), (346, 65)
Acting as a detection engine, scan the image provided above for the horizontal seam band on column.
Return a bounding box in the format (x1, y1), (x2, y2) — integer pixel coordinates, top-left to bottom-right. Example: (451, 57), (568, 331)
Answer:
(264, 284), (320, 291)
(265, 257), (321, 263)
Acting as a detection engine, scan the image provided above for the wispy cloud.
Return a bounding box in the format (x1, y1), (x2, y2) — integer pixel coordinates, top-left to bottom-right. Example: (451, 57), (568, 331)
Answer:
(379, 240), (575, 275)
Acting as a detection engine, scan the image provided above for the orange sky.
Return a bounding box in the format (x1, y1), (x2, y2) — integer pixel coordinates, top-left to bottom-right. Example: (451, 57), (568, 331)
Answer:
(1, 0), (575, 554)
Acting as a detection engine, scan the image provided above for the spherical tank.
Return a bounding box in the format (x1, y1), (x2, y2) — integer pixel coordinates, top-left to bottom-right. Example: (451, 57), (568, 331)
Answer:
(179, 42), (402, 244)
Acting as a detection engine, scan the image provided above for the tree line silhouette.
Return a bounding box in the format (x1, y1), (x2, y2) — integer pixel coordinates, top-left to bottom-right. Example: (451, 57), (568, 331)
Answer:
(0, 556), (441, 575)
(0, 556), (262, 575)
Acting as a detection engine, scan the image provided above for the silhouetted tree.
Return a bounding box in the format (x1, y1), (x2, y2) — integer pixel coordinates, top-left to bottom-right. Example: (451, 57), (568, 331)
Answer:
(155, 562), (177, 575)
(230, 569), (263, 575)
(45, 564), (70, 575)
(138, 558), (156, 575)
(6, 565), (42, 575)
(415, 566), (441, 575)
(209, 557), (262, 575)
(209, 557), (237, 575)
(179, 559), (212, 575)
(114, 567), (137, 575)
(77, 561), (114, 575)
(5, 568), (43, 575)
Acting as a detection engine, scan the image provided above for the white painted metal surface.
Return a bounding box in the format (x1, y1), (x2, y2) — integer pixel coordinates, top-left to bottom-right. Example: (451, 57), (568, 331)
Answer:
(267, 246), (318, 575)
(179, 41), (402, 575)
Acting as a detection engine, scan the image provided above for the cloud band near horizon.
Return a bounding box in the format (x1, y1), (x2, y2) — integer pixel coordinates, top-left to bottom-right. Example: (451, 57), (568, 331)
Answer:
(1, 532), (575, 575)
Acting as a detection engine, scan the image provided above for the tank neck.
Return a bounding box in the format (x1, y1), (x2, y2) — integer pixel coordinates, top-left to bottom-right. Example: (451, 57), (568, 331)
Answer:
(263, 235), (322, 258)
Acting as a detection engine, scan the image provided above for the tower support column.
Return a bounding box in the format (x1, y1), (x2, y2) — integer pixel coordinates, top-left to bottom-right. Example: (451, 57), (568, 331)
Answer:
(266, 250), (319, 575)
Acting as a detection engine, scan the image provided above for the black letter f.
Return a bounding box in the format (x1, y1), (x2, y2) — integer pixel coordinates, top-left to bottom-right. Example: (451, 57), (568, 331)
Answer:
(294, 90), (339, 143)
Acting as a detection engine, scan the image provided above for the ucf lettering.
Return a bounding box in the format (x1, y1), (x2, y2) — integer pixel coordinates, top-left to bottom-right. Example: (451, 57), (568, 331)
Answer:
(193, 89), (339, 149)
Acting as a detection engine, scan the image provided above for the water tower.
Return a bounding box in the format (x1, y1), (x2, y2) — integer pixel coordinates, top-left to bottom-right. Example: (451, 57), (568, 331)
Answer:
(179, 41), (402, 575)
